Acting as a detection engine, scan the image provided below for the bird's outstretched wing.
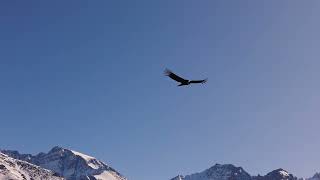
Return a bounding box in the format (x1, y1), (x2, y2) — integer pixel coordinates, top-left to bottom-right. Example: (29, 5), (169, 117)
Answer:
(164, 69), (188, 83)
(190, 78), (208, 84)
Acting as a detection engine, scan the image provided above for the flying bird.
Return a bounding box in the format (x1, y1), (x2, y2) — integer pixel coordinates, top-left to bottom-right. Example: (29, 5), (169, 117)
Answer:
(164, 69), (207, 86)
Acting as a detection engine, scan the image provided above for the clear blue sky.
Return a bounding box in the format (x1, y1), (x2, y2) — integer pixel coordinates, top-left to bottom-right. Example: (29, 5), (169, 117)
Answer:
(1, 1), (320, 180)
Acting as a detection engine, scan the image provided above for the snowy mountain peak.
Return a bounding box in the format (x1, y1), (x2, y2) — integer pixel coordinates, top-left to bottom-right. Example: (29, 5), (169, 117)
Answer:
(175, 163), (251, 180)
(0, 152), (62, 180)
(207, 163), (245, 172)
(204, 163), (251, 180)
(48, 146), (65, 153)
(171, 164), (306, 180)
(1, 147), (127, 180)
(256, 168), (296, 180)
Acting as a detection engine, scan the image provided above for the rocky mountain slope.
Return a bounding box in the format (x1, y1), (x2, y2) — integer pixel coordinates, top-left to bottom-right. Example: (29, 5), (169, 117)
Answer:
(1, 146), (126, 180)
(0, 152), (63, 180)
(2, 146), (320, 180)
(171, 164), (320, 180)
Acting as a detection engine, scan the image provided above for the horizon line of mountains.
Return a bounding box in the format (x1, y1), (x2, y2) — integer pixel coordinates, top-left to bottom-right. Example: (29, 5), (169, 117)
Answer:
(0, 146), (319, 180)
(171, 163), (320, 180)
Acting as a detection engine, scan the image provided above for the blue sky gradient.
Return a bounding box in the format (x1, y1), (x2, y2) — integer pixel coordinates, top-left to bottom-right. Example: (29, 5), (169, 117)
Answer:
(1, 1), (320, 180)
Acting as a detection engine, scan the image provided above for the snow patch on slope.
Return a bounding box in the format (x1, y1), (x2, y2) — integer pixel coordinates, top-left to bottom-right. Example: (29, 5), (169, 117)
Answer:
(71, 149), (104, 170)
(94, 171), (122, 180)
(279, 170), (290, 177)
(71, 150), (94, 161)
(0, 153), (62, 180)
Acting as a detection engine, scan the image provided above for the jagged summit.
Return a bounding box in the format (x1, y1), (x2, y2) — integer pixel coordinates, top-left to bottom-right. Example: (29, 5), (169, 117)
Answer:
(49, 146), (64, 153)
(253, 168), (296, 180)
(1, 146), (126, 180)
(172, 163), (251, 180)
(264, 168), (291, 179)
(170, 163), (320, 180)
(204, 163), (250, 179)
(2, 146), (320, 180)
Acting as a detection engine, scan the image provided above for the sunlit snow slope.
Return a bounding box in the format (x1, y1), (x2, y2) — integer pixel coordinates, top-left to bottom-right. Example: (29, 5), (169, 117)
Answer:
(0, 152), (62, 180)
(1, 146), (126, 180)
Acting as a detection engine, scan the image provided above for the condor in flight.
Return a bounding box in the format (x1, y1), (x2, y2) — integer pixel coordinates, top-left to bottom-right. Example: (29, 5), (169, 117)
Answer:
(164, 69), (207, 86)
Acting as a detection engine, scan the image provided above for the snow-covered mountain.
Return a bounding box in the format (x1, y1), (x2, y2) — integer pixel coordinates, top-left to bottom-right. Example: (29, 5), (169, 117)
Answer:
(1, 146), (126, 180)
(2, 146), (320, 180)
(171, 164), (320, 180)
(0, 152), (63, 180)
(253, 168), (297, 180)
(171, 164), (251, 180)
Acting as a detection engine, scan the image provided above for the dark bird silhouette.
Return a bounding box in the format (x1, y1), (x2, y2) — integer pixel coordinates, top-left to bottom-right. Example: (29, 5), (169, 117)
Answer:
(164, 69), (207, 86)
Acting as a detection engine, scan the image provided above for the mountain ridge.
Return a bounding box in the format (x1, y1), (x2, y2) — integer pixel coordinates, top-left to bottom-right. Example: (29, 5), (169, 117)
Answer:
(1, 147), (319, 180)
(171, 164), (320, 180)
(0, 152), (63, 180)
(1, 146), (126, 180)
